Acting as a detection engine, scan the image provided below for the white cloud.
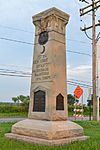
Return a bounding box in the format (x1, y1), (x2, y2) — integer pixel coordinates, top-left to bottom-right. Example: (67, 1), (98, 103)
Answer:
(67, 65), (100, 82)
(67, 64), (92, 79)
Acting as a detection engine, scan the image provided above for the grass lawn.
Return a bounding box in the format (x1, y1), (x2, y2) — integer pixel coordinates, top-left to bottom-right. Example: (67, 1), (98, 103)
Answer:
(0, 121), (100, 150)
(0, 112), (28, 118)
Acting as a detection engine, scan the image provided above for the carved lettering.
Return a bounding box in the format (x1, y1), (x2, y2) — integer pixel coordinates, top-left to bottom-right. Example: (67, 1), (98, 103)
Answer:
(32, 54), (51, 82)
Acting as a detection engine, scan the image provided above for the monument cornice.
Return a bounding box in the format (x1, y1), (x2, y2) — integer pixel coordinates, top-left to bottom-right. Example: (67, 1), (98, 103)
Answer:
(32, 7), (70, 25)
(32, 8), (70, 35)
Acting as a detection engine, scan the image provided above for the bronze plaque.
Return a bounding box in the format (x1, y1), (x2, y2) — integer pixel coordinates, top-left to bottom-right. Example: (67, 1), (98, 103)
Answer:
(33, 90), (45, 112)
(56, 93), (64, 110)
(38, 31), (48, 45)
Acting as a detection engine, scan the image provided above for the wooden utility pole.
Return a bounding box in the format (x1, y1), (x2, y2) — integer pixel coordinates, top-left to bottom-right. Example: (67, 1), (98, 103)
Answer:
(92, 0), (97, 121)
(96, 42), (99, 120)
(80, 0), (100, 120)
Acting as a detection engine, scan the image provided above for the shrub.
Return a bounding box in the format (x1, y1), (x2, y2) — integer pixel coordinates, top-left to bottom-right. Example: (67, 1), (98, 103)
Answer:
(0, 103), (28, 113)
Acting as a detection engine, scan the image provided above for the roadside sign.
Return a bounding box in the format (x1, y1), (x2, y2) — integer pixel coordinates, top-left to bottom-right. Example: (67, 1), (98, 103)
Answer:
(74, 85), (83, 99)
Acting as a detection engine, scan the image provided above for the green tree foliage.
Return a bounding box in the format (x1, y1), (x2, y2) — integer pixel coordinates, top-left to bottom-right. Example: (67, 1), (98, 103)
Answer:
(17, 95), (30, 105)
(12, 97), (18, 104)
(12, 95), (30, 106)
(12, 95), (30, 112)
(67, 94), (78, 105)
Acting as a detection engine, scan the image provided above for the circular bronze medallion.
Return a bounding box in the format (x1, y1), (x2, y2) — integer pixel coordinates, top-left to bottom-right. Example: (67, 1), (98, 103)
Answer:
(38, 31), (48, 45)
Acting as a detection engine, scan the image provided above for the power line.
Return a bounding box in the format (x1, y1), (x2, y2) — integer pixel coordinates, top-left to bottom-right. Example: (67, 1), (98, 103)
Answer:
(0, 71), (91, 88)
(0, 68), (92, 85)
(0, 37), (100, 58)
(0, 24), (33, 34)
(0, 36), (95, 58)
(0, 73), (30, 78)
(0, 65), (93, 77)
(0, 24), (94, 46)
(0, 35), (93, 47)
(68, 78), (92, 84)
(0, 36), (94, 56)
(67, 50), (91, 57)
(0, 63), (31, 69)
(0, 37), (34, 45)
(0, 36), (99, 58)
(0, 36), (92, 46)
(67, 80), (92, 88)
(0, 68), (31, 75)
(67, 82), (90, 88)
(67, 50), (100, 58)
(67, 38), (91, 45)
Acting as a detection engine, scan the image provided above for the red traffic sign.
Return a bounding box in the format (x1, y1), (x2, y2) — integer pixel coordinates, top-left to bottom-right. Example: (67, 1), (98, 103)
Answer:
(74, 85), (83, 99)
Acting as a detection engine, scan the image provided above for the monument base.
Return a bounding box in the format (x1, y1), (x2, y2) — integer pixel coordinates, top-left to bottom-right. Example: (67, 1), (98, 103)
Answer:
(5, 119), (88, 145)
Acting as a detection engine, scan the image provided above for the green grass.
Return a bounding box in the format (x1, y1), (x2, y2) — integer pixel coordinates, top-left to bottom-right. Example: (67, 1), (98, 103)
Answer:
(0, 121), (100, 150)
(0, 112), (28, 118)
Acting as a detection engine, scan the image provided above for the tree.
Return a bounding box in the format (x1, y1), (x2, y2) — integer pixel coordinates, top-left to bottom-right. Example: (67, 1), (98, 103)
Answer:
(18, 95), (30, 106)
(67, 94), (78, 105)
(12, 95), (30, 106)
(12, 97), (18, 104)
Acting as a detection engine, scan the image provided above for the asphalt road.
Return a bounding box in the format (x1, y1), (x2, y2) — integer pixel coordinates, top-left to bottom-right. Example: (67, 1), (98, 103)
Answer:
(0, 117), (27, 122)
(0, 116), (92, 122)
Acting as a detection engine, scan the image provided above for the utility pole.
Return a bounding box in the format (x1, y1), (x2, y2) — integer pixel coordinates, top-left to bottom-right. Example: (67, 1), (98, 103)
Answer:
(96, 42), (99, 120)
(79, 0), (100, 120)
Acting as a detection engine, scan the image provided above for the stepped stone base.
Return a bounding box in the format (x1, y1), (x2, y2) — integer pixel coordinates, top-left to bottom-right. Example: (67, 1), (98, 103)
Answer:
(5, 119), (88, 145)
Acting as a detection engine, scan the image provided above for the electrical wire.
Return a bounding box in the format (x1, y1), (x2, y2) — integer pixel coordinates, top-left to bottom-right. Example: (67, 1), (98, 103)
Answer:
(0, 36), (94, 57)
(0, 68), (92, 84)
(67, 50), (92, 57)
(0, 68), (31, 75)
(0, 37), (34, 45)
(67, 82), (91, 88)
(0, 68), (92, 87)
(0, 24), (33, 34)
(0, 63), (31, 69)
(67, 38), (91, 45)
(0, 73), (30, 78)
(67, 80), (92, 88)
(0, 71), (92, 88)
(0, 36), (92, 46)
(0, 36), (97, 58)
(0, 24), (91, 45)
(68, 78), (92, 84)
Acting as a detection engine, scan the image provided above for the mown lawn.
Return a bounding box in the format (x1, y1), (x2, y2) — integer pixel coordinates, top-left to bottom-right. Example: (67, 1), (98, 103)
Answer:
(0, 112), (28, 118)
(0, 121), (100, 150)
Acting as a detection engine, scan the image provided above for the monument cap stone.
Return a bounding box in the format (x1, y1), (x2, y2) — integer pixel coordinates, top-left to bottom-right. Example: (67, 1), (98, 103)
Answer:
(33, 7), (70, 24)
(32, 7), (70, 35)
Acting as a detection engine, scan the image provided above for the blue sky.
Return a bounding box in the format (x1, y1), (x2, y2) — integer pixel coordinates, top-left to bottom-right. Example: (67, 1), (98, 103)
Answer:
(0, 0), (100, 103)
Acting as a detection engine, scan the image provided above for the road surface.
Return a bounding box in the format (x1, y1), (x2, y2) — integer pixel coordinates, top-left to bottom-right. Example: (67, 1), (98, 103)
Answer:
(0, 116), (92, 122)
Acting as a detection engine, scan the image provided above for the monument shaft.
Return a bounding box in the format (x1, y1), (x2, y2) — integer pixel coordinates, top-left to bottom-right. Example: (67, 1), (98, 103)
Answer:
(28, 7), (69, 121)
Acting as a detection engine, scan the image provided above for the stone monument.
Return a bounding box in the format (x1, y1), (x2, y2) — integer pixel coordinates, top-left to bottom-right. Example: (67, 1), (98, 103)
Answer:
(6, 7), (88, 145)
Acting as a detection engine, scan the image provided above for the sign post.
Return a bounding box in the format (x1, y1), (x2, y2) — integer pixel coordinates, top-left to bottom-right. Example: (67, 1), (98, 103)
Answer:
(74, 85), (83, 120)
